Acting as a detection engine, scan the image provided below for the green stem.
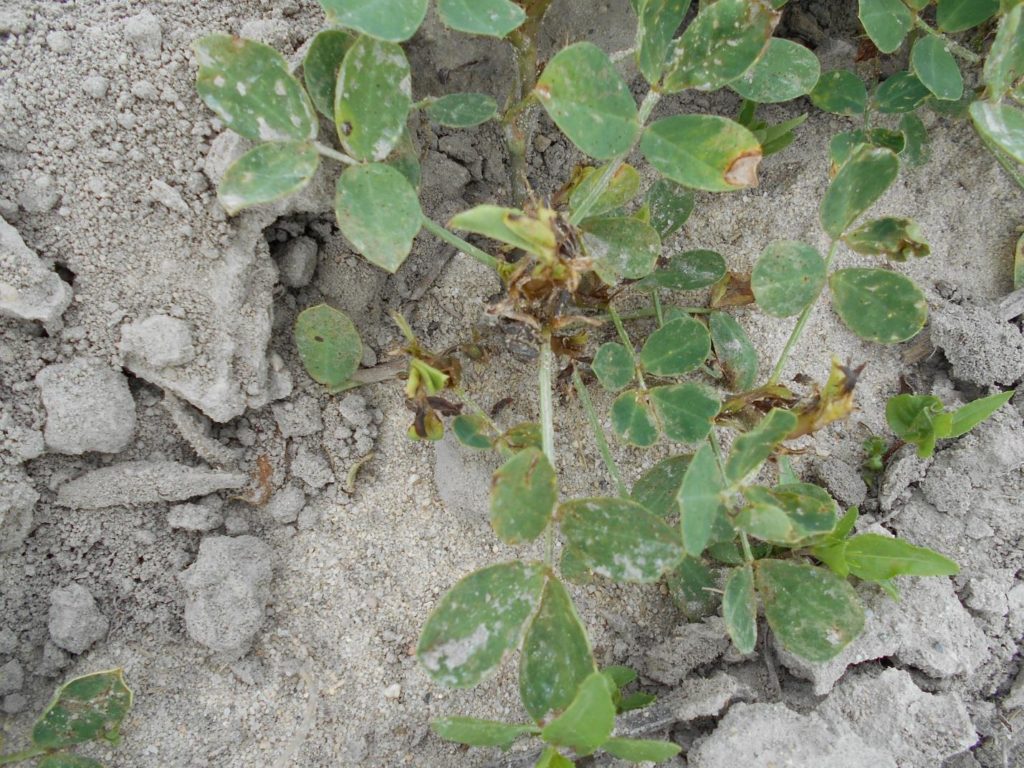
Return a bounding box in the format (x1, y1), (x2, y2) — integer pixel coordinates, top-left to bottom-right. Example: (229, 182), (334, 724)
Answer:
(651, 290), (664, 327)
(739, 532), (755, 563)
(615, 306), (713, 320)
(768, 240), (840, 385)
(0, 747), (48, 765)
(313, 141), (357, 166)
(572, 368), (628, 498)
(568, 91), (662, 226)
(420, 215), (507, 275)
(539, 336), (556, 566)
(913, 16), (981, 64)
(608, 305), (636, 356)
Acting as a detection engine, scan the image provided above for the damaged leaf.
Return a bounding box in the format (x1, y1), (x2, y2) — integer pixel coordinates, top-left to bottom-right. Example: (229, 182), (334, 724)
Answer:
(317, 0), (428, 42)
(431, 717), (539, 749)
(642, 115), (762, 191)
(639, 316), (711, 376)
(751, 241), (826, 317)
(425, 93), (499, 127)
(612, 390), (659, 446)
(335, 36), (412, 161)
(217, 141), (320, 214)
(32, 670), (133, 750)
(637, 249), (726, 291)
(304, 30), (356, 118)
(490, 447), (558, 544)
(829, 268), (928, 343)
(710, 312), (759, 391)
(295, 304), (362, 390)
(723, 565), (757, 654)
(437, 0), (526, 38)
(730, 38), (821, 104)
(844, 217), (931, 261)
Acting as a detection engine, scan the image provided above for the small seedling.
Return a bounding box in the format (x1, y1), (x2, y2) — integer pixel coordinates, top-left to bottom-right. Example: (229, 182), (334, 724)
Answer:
(886, 389), (1017, 458)
(193, 0), (1020, 761)
(0, 670), (132, 767)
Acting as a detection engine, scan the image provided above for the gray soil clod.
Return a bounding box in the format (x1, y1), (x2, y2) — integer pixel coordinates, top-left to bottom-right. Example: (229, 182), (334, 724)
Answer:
(47, 583), (109, 655)
(55, 461), (248, 509)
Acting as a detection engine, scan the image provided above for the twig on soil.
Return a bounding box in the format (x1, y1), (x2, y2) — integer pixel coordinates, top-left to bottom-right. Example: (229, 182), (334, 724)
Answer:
(761, 627), (783, 702)
(273, 642), (320, 768)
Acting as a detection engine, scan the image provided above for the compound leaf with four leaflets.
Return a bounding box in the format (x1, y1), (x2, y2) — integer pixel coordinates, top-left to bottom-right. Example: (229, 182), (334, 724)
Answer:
(535, 43), (640, 160)
(417, 561), (547, 687)
(334, 163), (422, 272)
(559, 497), (684, 583)
(195, 35), (317, 143)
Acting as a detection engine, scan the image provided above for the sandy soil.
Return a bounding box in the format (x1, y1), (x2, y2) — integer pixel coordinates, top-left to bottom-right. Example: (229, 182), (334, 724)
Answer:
(1, 1), (1023, 767)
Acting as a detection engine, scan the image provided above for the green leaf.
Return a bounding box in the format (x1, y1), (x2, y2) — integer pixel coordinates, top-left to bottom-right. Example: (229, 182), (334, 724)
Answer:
(38, 756), (103, 768)
(612, 390), (659, 447)
(820, 146), (899, 239)
(449, 205), (555, 258)
(725, 408), (798, 484)
(679, 443), (727, 557)
(911, 36), (963, 101)
(335, 163), (422, 272)
(639, 316), (712, 376)
(636, 0), (693, 84)
(520, 579), (596, 723)
(886, 393), (945, 457)
(662, 0), (780, 92)
(603, 665), (637, 690)
(425, 93), (499, 127)
(650, 383), (721, 443)
(604, 737), (682, 762)
(644, 179), (695, 239)
(642, 115), (762, 191)
(710, 312), (758, 391)
(593, 342), (636, 392)
(632, 454), (693, 517)
(295, 304), (362, 390)
(900, 113), (929, 167)
(737, 483), (839, 545)
(431, 717), (539, 749)
(829, 268), (928, 344)
(666, 556), (718, 618)
(32, 670), (133, 750)
(937, 0), (999, 32)
(845, 534), (959, 580)
(844, 217), (930, 261)
(970, 102), (1024, 165)
(873, 72), (932, 113)
(755, 113), (808, 156)
(437, 0), (526, 37)
(582, 218), (661, 282)
(318, 0), (427, 42)
(619, 692), (657, 712)
(827, 133), (872, 173)
(217, 141), (319, 214)
(491, 447), (558, 544)
(452, 414), (493, 449)
(858, 0), (913, 53)
(304, 30), (355, 119)
(559, 498), (684, 582)
(812, 540), (849, 577)
(335, 36), (412, 161)
(571, 164), (641, 219)
(418, 561), (546, 687)
(723, 565), (758, 654)
(984, 5), (1024, 98)
(810, 70), (868, 116)
(194, 35), (316, 142)
(751, 241), (826, 318)
(637, 249), (726, 291)
(387, 128), (422, 189)
(730, 38), (821, 103)
(755, 560), (865, 662)
(535, 43), (640, 159)
(947, 390), (1016, 438)
(496, 422), (543, 455)
(541, 672), (616, 756)
(536, 747), (575, 768)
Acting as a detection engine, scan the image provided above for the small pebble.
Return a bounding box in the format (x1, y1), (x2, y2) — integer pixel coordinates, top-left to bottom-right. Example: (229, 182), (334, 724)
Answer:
(383, 683), (401, 700)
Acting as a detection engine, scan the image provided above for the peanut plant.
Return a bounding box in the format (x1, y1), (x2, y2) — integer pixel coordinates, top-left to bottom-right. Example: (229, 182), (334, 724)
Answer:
(194, 0), (1022, 762)
(0, 670), (132, 768)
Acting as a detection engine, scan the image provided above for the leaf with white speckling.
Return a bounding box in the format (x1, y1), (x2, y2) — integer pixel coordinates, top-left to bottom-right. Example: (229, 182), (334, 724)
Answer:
(417, 561), (546, 688)
(217, 141), (319, 214)
(195, 35), (317, 143)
